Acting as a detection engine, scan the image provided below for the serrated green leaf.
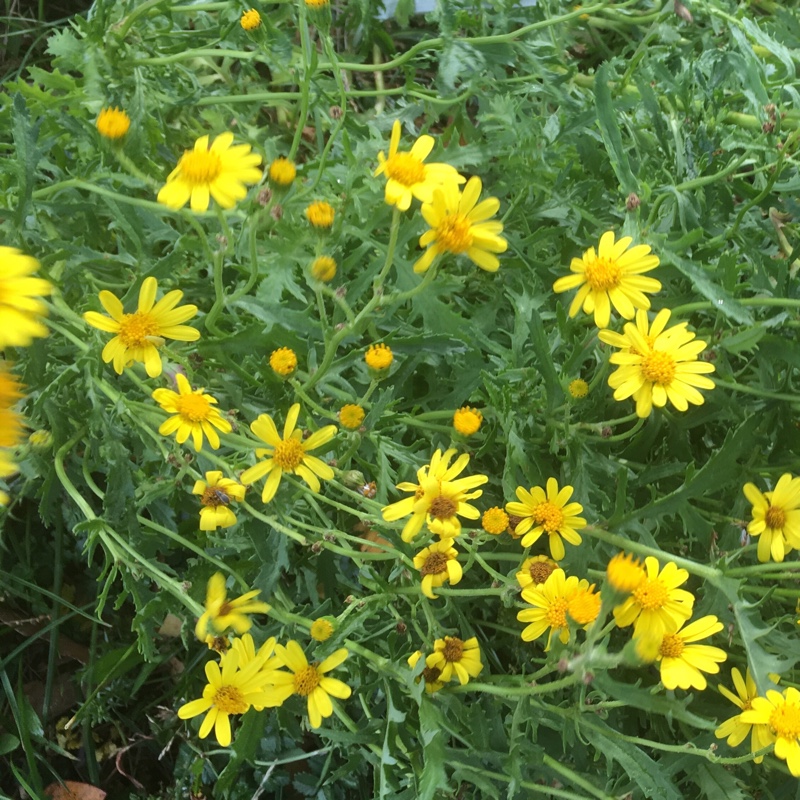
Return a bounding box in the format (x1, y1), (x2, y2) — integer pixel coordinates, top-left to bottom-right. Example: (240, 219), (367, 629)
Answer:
(594, 62), (637, 195)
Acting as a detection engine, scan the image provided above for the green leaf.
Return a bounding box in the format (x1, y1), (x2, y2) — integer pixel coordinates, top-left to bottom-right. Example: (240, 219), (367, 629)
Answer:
(12, 93), (42, 227)
(691, 761), (749, 800)
(417, 702), (449, 800)
(216, 708), (268, 793)
(594, 62), (637, 195)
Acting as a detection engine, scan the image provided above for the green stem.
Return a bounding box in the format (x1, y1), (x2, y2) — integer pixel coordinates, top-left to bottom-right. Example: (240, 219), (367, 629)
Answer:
(289, 7), (314, 161)
(374, 208), (402, 289)
(714, 380), (800, 404)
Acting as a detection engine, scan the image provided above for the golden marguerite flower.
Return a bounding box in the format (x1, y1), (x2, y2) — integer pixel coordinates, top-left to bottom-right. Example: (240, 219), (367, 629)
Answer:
(240, 9), (262, 30)
(339, 404), (365, 430)
(505, 478), (586, 560)
(194, 572), (271, 641)
(268, 157), (296, 186)
(152, 374), (232, 451)
(453, 406), (482, 436)
(516, 555), (559, 590)
(269, 347), (298, 377)
(157, 132), (263, 212)
(413, 538), (462, 599)
(365, 343), (393, 370)
(715, 668), (772, 763)
(598, 308), (716, 418)
(654, 615), (726, 691)
(552, 231), (661, 329)
(481, 506), (509, 535)
(408, 650), (445, 694)
(96, 106), (131, 139)
(311, 255), (337, 282)
(606, 551), (646, 594)
(741, 687), (800, 774)
(426, 636), (483, 685)
(568, 378), (589, 399)
(83, 277), (200, 378)
(306, 201), (335, 228)
(743, 473), (800, 563)
(373, 120), (464, 211)
(229, 634), (285, 710)
(240, 403), (337, 503)
(310, 618), (334, 642)
(192, 471), (245, 530)
(0, 247), (52, 347)
(414, 177), (507, 274)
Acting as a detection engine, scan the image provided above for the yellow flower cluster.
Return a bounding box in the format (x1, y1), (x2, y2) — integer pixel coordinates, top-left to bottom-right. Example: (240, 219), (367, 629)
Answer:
(408, 636), (483, 693)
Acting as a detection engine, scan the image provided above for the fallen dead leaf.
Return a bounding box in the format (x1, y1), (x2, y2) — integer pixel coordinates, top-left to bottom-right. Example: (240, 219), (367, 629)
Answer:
(44, 781), (106, 800)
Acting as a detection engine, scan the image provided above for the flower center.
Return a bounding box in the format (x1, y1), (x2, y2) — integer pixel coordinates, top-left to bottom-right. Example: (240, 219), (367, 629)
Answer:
(420, 552), (449, 576)
(658, 633), (684, 659)
(436, 213), (474, 254)
(765, 505), (787, 530)
(178, 149), (222, 186)
(213, 685), (248, 715)
(202, 486), (230, 508)
(529, 561), (557, 585)
(567, 590), (601, 625)
(583, 256), (622, 291)
(632, 578), (669, 610)
(545, 598), (568, 629)
(441, 637), (464, 662)
(770, 702), (800, 739)
(385, 152), (426, 186)
(741, 698), (753, 712)
(640, 351), (677, 385)
(429, 496), (457, 520)
(293, 665), (321, 697)
(273, 438), (305, 470)
(533, 501), (565, 533)
(422, 665), (442, 685)
(175, 393), (212, 422)
(118, 312), (160, 348)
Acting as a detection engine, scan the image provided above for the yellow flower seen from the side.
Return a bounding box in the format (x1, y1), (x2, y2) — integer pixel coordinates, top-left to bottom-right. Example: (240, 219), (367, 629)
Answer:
(269, 347), (298, 377)
(453, 406), (482, 436)
(568, 378), (589, 399)
(426, 636), (483, 685)
(194, 573), (271, 642)
(306, 201), (335, 228)
(373, 120), (464, 211)
(96, 106), (131, 139)
(505, 478), (586, 560)
(408, 650), (445, 694)
(268, 157), (296, 186)
(481, 506), (509, 535)
(305, 0), (330, 7)
(552, 231), (661, 329)
(413, 538), (462, 599)
(414, 177), (507, 274)
(0, 450), (16, 505)
(0, 363), (25, 449)
(157, 132), (263, 212)
(192, 471), (245, 530)
(516, 555), (559, 590)
(654, 615), (726, 690)
(83, 277), (200, 378)
(741, 687), (800, 775)
(0, 247), (52, 348)
(365, 343), (393, 370)
(152, 374), (232, 451)
(28, 429), (52, 448)
(743, 474), (800, 563)
(716, 668), (772, 763)
(606, 551), (646, 594)
(240, 403), (337, 503)
(240, 9), (262, 30)
(311, 255), (337, 282)
(230, 634), (285, 710)
(599, 308), (716, 418)
(381, 448), (488, 542)
(339, 404), (365, 430)
(613, 556), (694, 639)
(262, 641), (351, 729)
(567, 584), (602, 626)
(310, 618), (334, 642)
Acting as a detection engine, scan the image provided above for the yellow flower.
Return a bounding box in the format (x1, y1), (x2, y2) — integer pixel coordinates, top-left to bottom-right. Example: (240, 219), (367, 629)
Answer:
(152, 374), (232, 451)
(568, 379), (589, 399)
(28, 429), (52, 449)
(157, 132), (263, 212)
(612, 556), (694, 639)
(192, 471), (246, 530)
(310, 618), (334, 642)
(654, 615), (726, 691)
(194, 572), (271, 641)
(568, 584), (602, 626)
(505, 478), (586, 560)
(413, 538), (462, 599)
(269, 347), (298, 377)
(305, 0), (329, 6)
(743, 474), (800, 563)
(606, 552), (646, 594)
(481, 506), (509, 535)
(381, 448), (488, 542)
(598, 308), (716, 418)
(0, 247), (52, 347)
(306, 201), (335, 228)
(240, 9), (262, 30)
(414, 177), (507, 274)
(715, 668), (772, 763)
(96, 106), (131, 139)
(552, 231), (661, 329)
(0, 450), (16, 505)
(0, 364), (25, 449)
(240, 403), (337, 503)
(741, 687), (800, 775)
(516, 555), (559, 590)
(365, 343), (393, 370)
(453, 406), (482, 436)
(339, 404), (365, 430)
(426, 636), (483, 685)
(83, 277), (200, 378)
(373, 120), (464, 211)
(262, 641), (352, 729)
(268, 156), (296, 186)
(408, 650), (445, 694)
(230, 634), (285, 710)
(311, 255), (337, 282)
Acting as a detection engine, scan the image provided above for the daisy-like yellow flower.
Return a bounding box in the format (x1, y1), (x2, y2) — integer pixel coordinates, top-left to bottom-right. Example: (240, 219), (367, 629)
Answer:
(413, 539), (462, 599)
(743, 474), (800, 563)
(262, 641), (352, 729)
(414, 177), (507, 274)
(552, 231), (661, 329)
(598, 308), (716, 418)
(240, 403), (337, 503)
(481, 506), (509, 535)
(152, 374), (232, 451)
(310, 618), (334, 642)
(339, 404), (365, 430)
(568, 378), (589, 399)
(606, 551), (646, 594)
(654, 615), (726, 690)
(311, 255), (337, 282)
(240, 9), (262, 31)
(516, 555), (559, 590)
(306, 201), (335, 229)
(381, 448), (488, 542)
(194, 573), (271, 641)
(268, 157), (295, 186)
(365, 343), (393, 370)
(505, 478), (586, 560)
(373, 120), (464, 211)
(716, 668), (772, 763)
(408, 650), (445, 694)
(83, 277), (200, 378)
(0, 364), (25, 449)
(426, 636), (483, 685)
(0, 247), (52, 348)
(157, 132), (263, 212)
(96, 106), (131, 139)
(453, 406), (482, 436)
(192, 471), (245, 530)
(741, 687), (800, 775)
(269, 347), (297, 377)
(613, 556), (694, 639)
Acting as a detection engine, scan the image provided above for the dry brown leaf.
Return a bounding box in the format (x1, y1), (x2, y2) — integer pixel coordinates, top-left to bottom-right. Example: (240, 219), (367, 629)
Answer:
(45, 781), (106, 800)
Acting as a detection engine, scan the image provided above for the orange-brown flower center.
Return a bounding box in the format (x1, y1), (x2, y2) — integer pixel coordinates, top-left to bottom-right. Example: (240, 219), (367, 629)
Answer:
(176, 393), (212, 422)
(545, 598), (569, 629)
(533, 501), (565, 533)
(422, 665), (442, 685)
(529, 561), (557, 585)
(640, 350), (677, 385)
(178, 149), (222, 186)
(118, 312), (160, 348)
(213, 685), (248, 714)
(659, 633), (684, 659)
(293, 664), (321, 696)
(583, 256), (622, 291)
(770, 702), (800, 739)
(436, 213), (473, 254)
(766, 505), (787, 530)
(385, 152), (426, 186)
(633, 578), (668, 610)
(441, 637), (464, 662)
(429, 496), (457, 520)
(420, 552), (449, 576)
(202, 486), (230, 508)
(273, 438), (305, 470)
